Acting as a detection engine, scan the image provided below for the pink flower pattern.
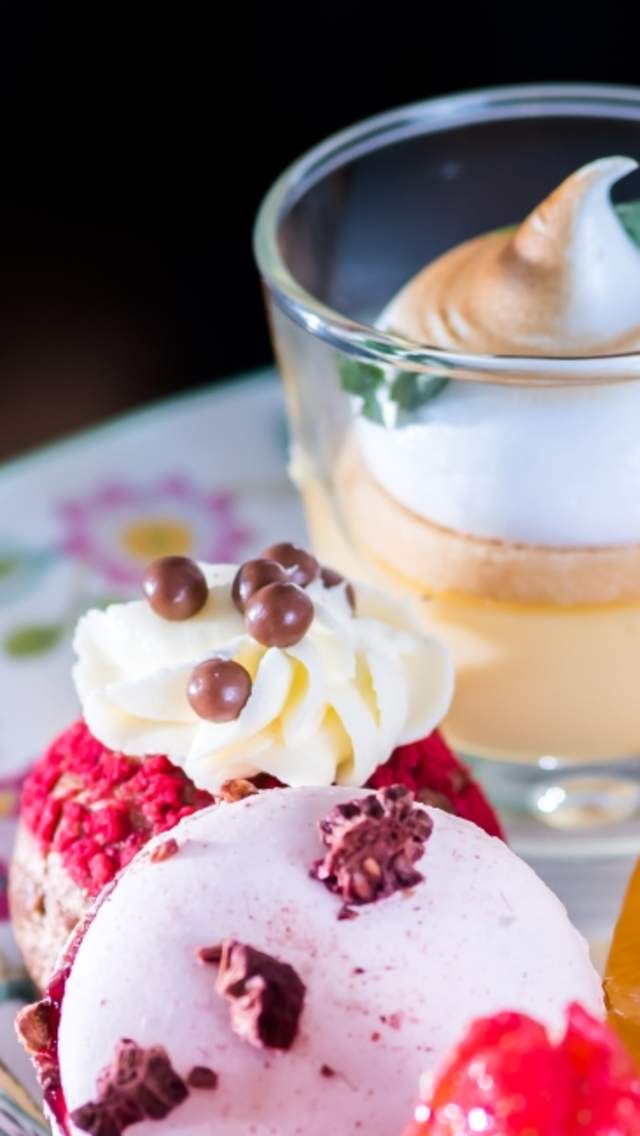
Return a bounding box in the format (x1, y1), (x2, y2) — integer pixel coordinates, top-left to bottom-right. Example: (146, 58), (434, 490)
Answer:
(0, 772), (24, 821)
(0, 774), (25, 923)
(0, 859), (8, 921)
(58, 475), (252, 587)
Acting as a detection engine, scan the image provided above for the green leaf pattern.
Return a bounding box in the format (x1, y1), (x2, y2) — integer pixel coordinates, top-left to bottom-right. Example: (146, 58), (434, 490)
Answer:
(0, 549), (54, 608)
(4, 624), (65, 658)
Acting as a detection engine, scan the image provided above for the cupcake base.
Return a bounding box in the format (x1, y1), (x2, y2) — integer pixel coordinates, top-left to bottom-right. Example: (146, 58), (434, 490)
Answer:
(9, 823), (86, 992)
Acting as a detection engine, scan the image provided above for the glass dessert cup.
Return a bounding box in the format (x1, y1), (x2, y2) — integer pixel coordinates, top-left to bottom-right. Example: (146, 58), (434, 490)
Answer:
(254, 84), (640, 860)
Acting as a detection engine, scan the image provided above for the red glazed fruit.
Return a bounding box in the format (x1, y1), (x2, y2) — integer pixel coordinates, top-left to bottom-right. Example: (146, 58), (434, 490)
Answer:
(404, 1003), (640, 1136)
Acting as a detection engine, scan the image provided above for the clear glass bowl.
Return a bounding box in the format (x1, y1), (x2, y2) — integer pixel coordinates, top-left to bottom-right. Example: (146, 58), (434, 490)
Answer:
(254, 84), (640, 858)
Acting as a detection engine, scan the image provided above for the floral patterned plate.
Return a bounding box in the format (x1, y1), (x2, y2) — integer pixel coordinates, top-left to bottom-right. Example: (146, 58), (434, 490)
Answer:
(0, 368), (303, 1116)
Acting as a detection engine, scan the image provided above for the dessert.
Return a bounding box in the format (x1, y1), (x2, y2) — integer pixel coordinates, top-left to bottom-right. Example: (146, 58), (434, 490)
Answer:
(299, 157), (640, 764)
(404, 1003), (640, 1135)
(17, 784), (602, 1135)
(10, 545), (502, 987)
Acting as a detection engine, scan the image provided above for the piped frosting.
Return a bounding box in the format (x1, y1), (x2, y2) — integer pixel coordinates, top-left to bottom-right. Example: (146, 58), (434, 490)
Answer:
(73, 563), (453, 792)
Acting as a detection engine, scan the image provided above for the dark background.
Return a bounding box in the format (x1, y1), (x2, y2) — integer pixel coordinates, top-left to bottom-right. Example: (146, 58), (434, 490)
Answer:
(0, 0), (639, 458)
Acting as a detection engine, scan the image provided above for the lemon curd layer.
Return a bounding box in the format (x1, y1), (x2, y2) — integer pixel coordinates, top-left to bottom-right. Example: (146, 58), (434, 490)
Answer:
(296, 467), (640, 766)
(423, 593), (640, 765)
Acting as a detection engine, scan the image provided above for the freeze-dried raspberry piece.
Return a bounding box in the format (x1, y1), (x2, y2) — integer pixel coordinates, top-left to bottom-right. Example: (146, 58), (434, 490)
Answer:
(311, 785), (432, 905)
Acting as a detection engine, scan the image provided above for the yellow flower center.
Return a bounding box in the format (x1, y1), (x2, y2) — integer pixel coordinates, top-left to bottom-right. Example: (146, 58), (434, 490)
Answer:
(121, 519), (194, 561)
(0, 790), (16, 818)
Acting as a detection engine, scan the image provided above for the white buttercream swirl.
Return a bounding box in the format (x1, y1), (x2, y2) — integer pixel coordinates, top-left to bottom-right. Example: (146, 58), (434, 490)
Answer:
(73, 563), (453, 791)
(382, 156), (640, 355)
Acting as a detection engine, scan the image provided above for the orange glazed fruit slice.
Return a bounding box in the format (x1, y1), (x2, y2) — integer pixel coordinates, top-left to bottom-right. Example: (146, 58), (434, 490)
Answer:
(605, 860), (640, 1061)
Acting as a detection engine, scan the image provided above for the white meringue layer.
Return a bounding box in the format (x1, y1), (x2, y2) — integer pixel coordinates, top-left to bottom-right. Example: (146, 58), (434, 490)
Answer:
(356, 378), (640, 546)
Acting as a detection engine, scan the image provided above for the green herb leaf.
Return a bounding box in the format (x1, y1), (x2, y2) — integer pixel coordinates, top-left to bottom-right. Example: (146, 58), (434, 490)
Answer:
(5, 623), (64, 657)
(616, 200), (640, 247)
(338, 356), (385, 396)
(361, 392), (385, 423)
(390, 372), (449, 411)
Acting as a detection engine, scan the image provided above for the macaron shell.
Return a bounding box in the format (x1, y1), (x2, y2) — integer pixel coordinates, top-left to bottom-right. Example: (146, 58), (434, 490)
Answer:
(58, 788), (602, 1136)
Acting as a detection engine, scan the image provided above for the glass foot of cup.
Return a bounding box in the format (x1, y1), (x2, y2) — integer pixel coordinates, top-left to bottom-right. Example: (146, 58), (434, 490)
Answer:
(465, 752), (640, 941)
(531, 775), (640, 830)
(465, 752), (640, 860)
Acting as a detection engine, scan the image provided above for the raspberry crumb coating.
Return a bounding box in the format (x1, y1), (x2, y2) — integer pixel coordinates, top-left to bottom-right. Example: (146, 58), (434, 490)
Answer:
(20, 721), (212, 894)
(19, 721), (502, 901)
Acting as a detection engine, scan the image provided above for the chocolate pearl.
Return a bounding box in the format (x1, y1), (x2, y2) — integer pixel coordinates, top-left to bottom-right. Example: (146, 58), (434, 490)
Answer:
(245, 582), (314, 648)
(231, 558), (287, 613)
(260, 542), (319, 587)
(320, 565), (356, 612)
(187, 658), (252, 722)
(142, 556), (208, 621)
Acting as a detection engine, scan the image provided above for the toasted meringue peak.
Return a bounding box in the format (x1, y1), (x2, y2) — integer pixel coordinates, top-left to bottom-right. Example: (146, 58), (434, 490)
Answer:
(382, 156), (640, 356)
